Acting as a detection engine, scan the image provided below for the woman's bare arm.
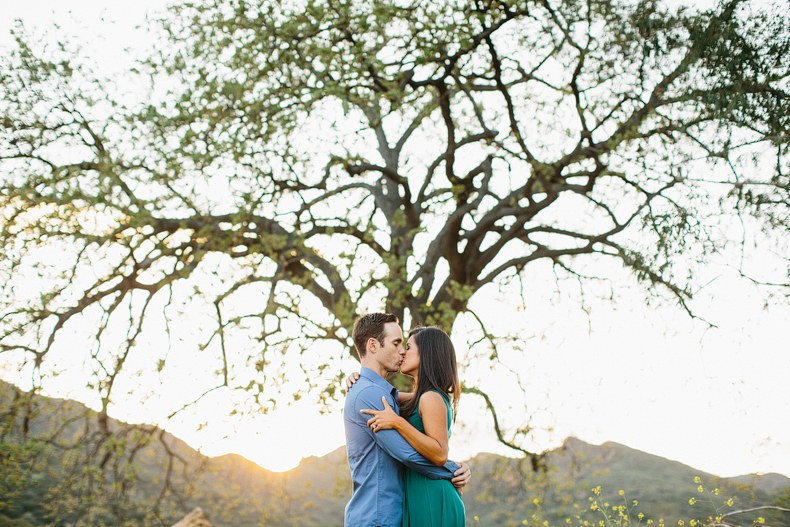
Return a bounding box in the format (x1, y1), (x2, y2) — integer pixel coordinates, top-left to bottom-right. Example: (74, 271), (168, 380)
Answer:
(361, 392), (449, 466)
(399, 391), (449, 466)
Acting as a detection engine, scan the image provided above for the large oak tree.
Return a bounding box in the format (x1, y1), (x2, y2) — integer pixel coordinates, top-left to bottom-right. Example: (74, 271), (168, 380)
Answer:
(1, 0), (788, 520)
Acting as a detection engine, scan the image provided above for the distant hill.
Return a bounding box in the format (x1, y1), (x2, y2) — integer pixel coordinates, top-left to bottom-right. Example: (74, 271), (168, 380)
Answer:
(1, 382), (787, 527)
(191, 437), (790, 527)
(0, 381), (208, 526)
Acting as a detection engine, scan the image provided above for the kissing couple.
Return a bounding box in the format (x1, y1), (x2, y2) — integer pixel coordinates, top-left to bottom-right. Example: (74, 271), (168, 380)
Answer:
(344, 313), (470, 527)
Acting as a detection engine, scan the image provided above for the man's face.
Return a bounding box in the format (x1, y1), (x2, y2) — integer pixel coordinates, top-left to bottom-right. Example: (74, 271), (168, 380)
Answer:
(373, 321), (406, 374)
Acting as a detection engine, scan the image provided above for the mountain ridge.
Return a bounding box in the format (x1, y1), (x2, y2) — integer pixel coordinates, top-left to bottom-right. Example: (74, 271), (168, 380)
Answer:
(0, 381), (787, 527)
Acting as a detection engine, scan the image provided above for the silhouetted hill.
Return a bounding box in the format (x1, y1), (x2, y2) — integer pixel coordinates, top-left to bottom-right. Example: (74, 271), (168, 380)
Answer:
(1, 382), (787, 527)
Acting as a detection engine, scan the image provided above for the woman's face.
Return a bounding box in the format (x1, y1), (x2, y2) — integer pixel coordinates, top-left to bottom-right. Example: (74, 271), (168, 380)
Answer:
(401, 334), (420, 377)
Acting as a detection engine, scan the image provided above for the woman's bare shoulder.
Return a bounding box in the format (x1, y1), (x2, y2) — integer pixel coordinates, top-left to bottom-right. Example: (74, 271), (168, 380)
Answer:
(418, 390), (447, 410)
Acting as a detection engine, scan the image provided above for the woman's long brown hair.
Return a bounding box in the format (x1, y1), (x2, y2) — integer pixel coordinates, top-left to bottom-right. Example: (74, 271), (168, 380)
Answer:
(399, 326), (460, 422)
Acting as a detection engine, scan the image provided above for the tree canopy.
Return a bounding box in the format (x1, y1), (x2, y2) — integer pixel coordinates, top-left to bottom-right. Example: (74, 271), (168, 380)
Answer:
(1, 0), (789, 492)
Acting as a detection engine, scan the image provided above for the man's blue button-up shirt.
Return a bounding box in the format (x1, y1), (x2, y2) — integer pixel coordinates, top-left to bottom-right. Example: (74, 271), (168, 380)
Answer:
(344, 367), (460, 527)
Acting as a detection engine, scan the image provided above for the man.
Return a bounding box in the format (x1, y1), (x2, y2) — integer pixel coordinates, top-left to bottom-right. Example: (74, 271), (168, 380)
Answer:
(344, 313), (471, 527)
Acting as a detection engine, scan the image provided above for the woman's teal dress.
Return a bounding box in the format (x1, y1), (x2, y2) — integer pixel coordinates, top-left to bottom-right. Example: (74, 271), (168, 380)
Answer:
(402, 392), (465, 527)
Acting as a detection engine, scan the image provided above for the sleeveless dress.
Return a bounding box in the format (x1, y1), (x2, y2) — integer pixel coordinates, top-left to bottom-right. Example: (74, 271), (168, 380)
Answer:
(402, 391), (465, 527)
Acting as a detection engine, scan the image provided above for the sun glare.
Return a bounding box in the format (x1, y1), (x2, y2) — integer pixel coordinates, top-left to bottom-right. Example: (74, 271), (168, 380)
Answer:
(196, 401), (347, 473)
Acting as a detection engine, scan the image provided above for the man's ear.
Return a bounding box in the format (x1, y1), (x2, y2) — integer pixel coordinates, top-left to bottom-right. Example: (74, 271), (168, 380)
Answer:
(367, 337), (377, 355)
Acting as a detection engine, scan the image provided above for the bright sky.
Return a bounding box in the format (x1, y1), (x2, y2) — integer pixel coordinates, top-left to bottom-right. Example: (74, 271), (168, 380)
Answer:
(2, 0), (789, 479)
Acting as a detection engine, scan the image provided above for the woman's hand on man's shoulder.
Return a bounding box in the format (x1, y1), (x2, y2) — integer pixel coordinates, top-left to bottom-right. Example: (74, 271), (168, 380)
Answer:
(345, 371), (360, 392)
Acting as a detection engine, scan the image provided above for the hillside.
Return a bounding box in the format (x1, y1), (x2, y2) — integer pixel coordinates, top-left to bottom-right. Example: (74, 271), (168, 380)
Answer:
(453, 437), (789, 527)
(190, 438), (790, 527)
(0, 383), (787, 527)
(0, 381), (207, 526)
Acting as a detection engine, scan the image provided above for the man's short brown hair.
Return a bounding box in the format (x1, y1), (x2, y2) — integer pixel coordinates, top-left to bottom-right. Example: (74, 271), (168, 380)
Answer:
(352, 313), (399, 357)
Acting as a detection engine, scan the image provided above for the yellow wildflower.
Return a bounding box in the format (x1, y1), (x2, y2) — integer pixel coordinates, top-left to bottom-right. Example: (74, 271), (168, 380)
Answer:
(694, 476), (701, 483)
(619, 490), (625, 496)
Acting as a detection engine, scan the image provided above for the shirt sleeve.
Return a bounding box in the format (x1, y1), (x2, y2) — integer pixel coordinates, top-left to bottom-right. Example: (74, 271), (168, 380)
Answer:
(353, 385), (460, 480)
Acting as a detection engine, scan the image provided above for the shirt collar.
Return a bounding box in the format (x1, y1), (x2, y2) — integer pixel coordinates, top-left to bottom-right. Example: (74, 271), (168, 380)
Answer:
(360, 366), (398, 398)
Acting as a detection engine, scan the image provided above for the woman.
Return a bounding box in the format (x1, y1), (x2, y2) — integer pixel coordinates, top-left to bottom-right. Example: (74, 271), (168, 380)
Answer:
(348, 326), (465, 527)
